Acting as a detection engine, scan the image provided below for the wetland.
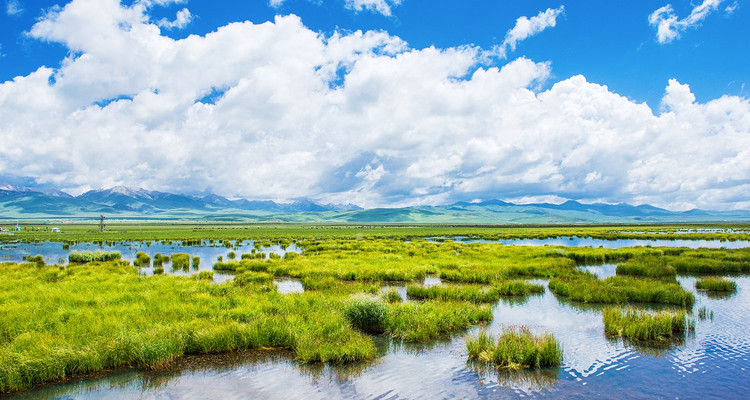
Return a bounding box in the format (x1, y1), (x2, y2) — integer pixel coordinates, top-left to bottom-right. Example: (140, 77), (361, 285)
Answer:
(0, 223), (749, 399)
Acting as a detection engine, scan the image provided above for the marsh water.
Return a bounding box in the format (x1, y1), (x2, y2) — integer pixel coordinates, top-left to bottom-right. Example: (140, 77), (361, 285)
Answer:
(3, 239), (750, 399)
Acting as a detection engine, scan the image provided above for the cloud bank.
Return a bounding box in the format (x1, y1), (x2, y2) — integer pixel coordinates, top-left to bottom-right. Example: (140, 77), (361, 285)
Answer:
(1, 0), (749, 210)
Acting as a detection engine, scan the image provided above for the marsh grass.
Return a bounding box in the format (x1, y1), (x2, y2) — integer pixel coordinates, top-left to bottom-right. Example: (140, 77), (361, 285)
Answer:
(549, 273), (694, 307)
(132, 251), (150, 267)
(0, 262), (379, 393)
(466, 327), (563, 369)
(195, 271), (214, 281)
(233, 271), (274, 286)
(68, 251), (121, 264)
(381, 288), (403, 303)
(406, 285), (500, 303)
(616, 257), (676, 280)
(603, 307), (691, 342)
(697, 306), (714, 321)
(22, 255), (44, 267)
(495, 280), (545, 296)
(343, 297), (388, 333)
(342, 296), (492, 341)
(695, 277), (737, 292)
(171, 253), (190, 270)
(2, 231), (748, 393)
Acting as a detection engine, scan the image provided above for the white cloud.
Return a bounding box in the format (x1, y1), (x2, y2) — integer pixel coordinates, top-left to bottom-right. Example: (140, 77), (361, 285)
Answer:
(269, 0), (285, 8)
(496, 6), (564, 58)
(5, 0), (23, 16)
(648, 0), (723, 44)
(157, 7), (192, 29)
(1, 0), (750, 210)
(345, 0), (402, 16)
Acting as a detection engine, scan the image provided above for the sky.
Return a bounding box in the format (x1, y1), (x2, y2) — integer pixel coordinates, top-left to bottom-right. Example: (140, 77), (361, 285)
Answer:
(0, 0), (749, 210)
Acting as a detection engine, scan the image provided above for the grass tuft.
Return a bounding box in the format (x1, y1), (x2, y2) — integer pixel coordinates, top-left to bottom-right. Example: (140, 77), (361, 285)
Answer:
(466, 327), (563, 369)
(603, 307), (691, 342)
(695, 277), (737, 292)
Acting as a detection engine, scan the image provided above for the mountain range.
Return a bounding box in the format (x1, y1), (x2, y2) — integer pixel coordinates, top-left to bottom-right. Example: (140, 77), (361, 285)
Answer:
(1, 184), (749, 223)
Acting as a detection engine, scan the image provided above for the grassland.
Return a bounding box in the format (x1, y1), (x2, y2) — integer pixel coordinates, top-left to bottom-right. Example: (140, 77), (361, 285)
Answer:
(0, 224), (748, 393)
(3, 222), (750, 244)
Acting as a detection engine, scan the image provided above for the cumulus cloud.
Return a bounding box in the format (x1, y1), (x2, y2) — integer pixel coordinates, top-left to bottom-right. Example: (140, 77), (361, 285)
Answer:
(648, 0), (723, 44)
(269, 0), (285, 8)
(5, 0), (23, 16)
(496, 6), (564, 58)
(157, 7), (192, 29)
(345, 0), (402, 16)
(1, 0), (750, 210)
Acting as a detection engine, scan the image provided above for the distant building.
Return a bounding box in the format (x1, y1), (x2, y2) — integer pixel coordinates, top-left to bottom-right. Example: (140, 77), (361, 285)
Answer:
(51, 227), (61, 233)
(14, 222), (21, 231)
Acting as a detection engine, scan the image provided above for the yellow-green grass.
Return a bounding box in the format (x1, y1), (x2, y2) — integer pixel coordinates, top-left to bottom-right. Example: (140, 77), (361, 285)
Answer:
(0, 259), (494, 393)
(616, 256), (676, 280)
(5, 223), (750, 245)
(695, 277), (737, 292)
(68, 251), (121, 264)
(466, 327), (563, 369)
(495, 280), (545, 296)
(343, 296), (492, 341)
(603, 307), (691, 342)
(549, 273), (694, 307)
(132, 251), (150, 267)
(171, 253), (191, 270)
(406, 285), (500, 303)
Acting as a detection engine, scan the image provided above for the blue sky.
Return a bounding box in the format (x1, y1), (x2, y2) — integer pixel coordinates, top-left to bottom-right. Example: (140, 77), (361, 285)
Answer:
(1, 0), (749, 210)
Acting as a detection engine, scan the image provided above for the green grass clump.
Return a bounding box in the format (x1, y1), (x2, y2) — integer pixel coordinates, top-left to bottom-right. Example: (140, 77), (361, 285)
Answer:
(68, 251), (121, 264)
(171, 253), (190, 270)
(385, 301), (493, 342)
(194, 271), (214, 281)
(22, 255), (44, 267)
(213, 261), (241, 271)
(234, 271), (274, 287)
(343, 297), (388, 333)
(301, 276), (339, 291)
(192, 256), (200, 269)
(227, 251), (236, 260)
(466, 327), (563, 369)
(132, 252), (150, 267)
(603, 307), (691, 342)
(549, 274), (694, 307)
(616, 257), (676, 280)
(342, 297), (492, 341)
(495, 280), (545, 296)
(406, 285), (500, 303)
(153, 266), (165, 275)
(666, 252), (750, 274)
(381, 288), (403, 303)
(241, 252), (266, 260)
(695, 277), (737, 292)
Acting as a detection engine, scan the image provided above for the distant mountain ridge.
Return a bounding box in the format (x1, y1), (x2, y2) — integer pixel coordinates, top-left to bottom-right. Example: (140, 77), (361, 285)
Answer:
(0, 184), (748, 223)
